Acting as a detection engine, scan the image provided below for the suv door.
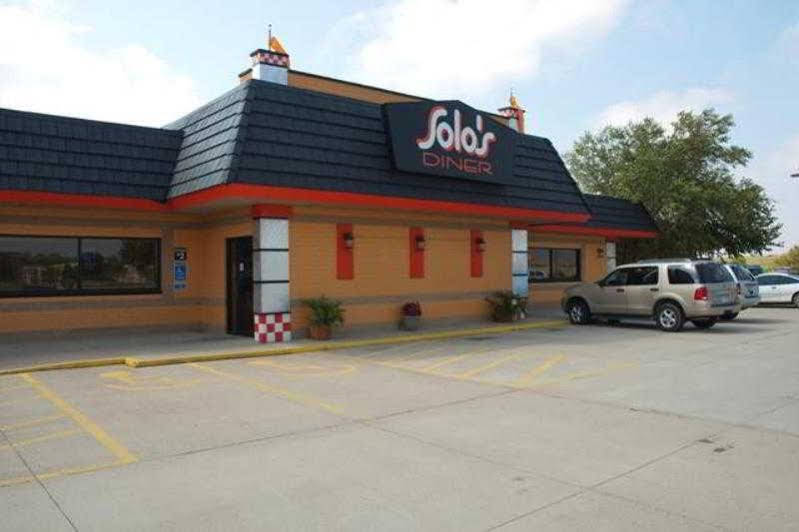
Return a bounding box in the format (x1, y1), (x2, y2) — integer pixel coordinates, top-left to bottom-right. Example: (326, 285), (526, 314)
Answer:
(595, 268), (630, 314)
(624, 266), (661, 315)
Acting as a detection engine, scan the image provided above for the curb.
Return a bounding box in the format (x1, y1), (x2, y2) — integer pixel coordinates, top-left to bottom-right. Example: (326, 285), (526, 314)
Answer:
(0, 319), (568, 376)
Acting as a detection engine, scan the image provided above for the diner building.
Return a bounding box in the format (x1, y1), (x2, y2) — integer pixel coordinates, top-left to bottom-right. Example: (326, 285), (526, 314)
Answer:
(0, 40), (658, 342)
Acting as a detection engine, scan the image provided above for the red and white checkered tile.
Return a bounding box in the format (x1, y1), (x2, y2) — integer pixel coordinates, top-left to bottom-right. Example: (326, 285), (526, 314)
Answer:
(254, 312), (292, 343)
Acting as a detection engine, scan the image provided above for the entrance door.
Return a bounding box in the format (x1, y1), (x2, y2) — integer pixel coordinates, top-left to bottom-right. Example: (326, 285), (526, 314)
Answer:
(226, 236), (253, 336)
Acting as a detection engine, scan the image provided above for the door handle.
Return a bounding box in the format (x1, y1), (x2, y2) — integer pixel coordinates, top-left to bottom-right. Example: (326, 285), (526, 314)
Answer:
(649, 288), (659, 292)
(616, 288), (625, 293)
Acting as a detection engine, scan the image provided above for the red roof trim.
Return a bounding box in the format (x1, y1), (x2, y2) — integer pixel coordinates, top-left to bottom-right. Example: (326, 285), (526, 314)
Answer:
(168, 184), (591, 223)
(0, 190), (168, 212)
(531, 224), (658, 239)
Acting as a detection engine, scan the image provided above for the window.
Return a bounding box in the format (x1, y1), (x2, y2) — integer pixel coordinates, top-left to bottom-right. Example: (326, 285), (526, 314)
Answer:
(529, 248), (581, 282)
(627, 266), (659, 286)
(0, 235), (160, 297)
(602, 268), (629, 286)
(730, 265), (754, 282)
(757, 275), (779, 286)
(668, 267), (695, 285)
(695, 262), (733, 284)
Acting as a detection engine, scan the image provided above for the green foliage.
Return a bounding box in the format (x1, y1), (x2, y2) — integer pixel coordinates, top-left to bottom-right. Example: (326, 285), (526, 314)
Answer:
(565, 109), (781, 260)
(302, 296), (345, 327)
(774, 245), (799, 270)
(485, 290), (527, 322)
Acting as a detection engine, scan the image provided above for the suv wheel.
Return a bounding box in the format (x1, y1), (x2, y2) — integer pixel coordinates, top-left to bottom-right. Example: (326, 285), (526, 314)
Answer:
(567, 299), (591, 325)
(691, 317), (718, 329)
(793, 293), (799, 309)
(655, 302), (684, 332)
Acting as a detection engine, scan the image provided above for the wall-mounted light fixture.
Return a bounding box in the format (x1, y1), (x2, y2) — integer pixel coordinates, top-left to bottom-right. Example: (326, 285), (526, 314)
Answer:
(415, 235), (426, 251)
(343, 232), (354, 249)
(596, 247), (605, 258)
(475, 237), (486, 252)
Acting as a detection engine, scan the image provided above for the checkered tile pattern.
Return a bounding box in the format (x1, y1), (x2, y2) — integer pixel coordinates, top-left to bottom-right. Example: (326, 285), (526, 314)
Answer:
(251, 51), (290, 67)
(254, 312), (292, 343)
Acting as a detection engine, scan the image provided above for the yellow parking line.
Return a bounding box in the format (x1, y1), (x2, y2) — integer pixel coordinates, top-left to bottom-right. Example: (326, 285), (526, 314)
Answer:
(189, 363), (346, 416)
(0, 414), (65, 431)
(20, 374), (136, 465)
(0, 429), (81, 451)
(513, 355), (566, 387)
(0, 459), (129, 488)
(454, 350), (532, 379)
(534, 362), (638, 387)
(418, 353), (476, 372)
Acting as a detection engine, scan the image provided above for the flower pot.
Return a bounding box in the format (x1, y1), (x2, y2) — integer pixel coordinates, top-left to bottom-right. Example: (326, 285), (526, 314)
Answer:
(308, 324), (332, 340)
(400, 315), (421, 331)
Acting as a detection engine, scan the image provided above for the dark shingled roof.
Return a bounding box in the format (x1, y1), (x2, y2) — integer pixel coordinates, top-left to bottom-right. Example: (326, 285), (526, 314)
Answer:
(0, 108), (182, 201)
(164, 80), (590, 216)
(584, 194), (658, 232)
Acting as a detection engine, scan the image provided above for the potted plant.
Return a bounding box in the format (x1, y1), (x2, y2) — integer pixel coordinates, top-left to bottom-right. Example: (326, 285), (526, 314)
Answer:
(399, 301), (422, 331)
(485, 290), (528, 322)
(303, 296), (344, 340)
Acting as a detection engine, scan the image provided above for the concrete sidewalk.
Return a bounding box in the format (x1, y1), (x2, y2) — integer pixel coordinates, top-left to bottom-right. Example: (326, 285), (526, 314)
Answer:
(0, 305), (566, 374)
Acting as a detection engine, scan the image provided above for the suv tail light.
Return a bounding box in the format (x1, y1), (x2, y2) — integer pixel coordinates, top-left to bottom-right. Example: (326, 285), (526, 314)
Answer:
(694, 286), (709, 301)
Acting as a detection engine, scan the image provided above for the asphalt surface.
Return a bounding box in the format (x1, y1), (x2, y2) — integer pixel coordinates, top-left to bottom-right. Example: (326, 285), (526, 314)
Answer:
(1, 306), (797, 531)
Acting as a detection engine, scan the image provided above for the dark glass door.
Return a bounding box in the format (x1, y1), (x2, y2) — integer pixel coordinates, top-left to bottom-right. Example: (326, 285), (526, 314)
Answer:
(226, 236), (253, 336)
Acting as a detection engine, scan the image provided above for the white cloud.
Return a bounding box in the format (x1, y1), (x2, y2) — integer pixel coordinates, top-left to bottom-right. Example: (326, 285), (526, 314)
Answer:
(325, 0), (628, 100)
(592, 88), (735, 129)
(0, 2), (202, 126)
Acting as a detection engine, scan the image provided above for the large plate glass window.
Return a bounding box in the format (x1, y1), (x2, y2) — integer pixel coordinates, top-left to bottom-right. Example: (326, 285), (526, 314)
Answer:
(0, 235), (160, 297)
(529, 248), (581, 283)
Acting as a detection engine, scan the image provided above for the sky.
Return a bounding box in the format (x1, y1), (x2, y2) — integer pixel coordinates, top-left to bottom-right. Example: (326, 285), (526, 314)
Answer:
(1, 0), (797, 251)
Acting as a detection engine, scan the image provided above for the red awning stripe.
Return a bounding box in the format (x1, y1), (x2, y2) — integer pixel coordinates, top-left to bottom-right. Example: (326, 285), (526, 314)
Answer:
(531, 224), (658, 239)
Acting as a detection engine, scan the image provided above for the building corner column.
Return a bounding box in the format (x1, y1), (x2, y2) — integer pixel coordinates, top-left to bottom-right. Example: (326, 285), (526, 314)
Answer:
(252, 205), (292, 343)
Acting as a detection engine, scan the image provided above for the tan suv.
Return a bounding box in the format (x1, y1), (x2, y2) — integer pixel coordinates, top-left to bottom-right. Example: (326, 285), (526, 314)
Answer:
(561, 259), (740, 332)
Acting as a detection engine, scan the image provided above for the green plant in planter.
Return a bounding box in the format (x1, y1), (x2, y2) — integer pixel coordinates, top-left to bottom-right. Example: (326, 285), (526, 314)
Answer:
(485, 290), (528, 322)
(303, 296), (344, 339)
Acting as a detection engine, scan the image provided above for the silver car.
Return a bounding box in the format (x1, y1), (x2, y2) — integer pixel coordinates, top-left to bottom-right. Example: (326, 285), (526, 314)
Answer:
(721, 264), (760, 319)
(561, 259), (740, 332)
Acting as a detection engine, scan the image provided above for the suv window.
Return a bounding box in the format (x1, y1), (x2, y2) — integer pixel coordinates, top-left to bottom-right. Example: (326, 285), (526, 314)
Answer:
(626, 266), (659, 286)
(668, 267), (695, 285)
(695, 263), (733, 284)
(730, 265), (754, 281)
(602, 269), (629, 286)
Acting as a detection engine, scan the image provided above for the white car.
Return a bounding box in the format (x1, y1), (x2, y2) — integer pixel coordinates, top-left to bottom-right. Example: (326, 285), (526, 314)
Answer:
(756, 273), (799, 307)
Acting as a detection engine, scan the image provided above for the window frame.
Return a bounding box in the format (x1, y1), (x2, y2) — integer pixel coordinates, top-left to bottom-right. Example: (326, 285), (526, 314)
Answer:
(0, 234), (162, 298)
(528, 247), (581, 283)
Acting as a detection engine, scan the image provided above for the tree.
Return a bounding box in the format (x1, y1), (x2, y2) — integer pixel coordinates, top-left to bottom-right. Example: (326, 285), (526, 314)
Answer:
(774, 245), (799, 271)
(565, 109), (781, 261)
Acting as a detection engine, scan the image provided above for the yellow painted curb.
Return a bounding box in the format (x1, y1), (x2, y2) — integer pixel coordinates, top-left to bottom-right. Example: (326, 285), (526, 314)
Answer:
(0, 357), (126, 376)
(1, 319), (568, 375)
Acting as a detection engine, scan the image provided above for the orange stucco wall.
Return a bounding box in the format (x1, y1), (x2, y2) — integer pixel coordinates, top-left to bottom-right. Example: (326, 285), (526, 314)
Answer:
(288, 205), (510, 331)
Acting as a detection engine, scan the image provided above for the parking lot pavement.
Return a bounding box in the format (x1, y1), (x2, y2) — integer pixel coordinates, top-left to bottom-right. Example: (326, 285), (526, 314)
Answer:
(0, 306), (797, 530)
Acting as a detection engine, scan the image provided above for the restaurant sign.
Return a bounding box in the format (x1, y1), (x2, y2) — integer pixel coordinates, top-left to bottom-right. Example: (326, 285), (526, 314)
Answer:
(384, 100), (516, 184)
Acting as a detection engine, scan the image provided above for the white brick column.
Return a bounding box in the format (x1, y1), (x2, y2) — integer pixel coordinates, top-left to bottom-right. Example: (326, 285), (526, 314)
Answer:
(511, 229), (529, 297)
(253, 216), (291, 343)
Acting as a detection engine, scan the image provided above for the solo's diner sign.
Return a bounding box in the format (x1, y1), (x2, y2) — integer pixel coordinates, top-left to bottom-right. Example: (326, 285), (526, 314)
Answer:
(384, 100), (516, 184)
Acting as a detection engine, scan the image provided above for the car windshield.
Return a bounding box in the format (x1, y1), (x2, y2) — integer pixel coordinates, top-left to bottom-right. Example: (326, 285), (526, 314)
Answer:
(695, 263), (733, 283)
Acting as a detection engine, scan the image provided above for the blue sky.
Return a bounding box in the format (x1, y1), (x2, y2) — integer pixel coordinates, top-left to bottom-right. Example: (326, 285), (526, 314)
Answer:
(1, 0), (797, 251)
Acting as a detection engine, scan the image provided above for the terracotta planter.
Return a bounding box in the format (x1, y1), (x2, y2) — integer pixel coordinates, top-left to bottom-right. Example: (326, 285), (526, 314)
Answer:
(308, 324), (332, 340)
(399, 315), (421, 331)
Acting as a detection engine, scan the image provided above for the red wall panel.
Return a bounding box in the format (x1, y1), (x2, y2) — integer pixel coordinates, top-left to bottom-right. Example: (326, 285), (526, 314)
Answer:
(337, 223), (354, 280)
(470, 229), (484, 277)
(409, 227), (425, 279)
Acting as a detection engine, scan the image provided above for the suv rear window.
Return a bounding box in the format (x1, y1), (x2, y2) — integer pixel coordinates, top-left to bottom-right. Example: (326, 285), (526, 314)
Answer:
(730, 265), (754, 281)
(695, 263), (733, 284)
